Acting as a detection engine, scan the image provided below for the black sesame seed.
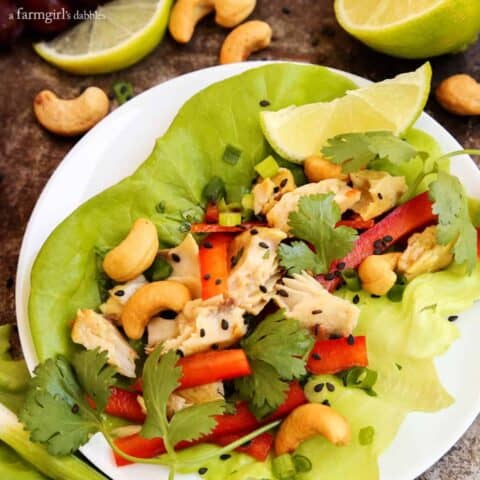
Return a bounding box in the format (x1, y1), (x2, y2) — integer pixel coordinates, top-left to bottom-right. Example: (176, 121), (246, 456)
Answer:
(280, 178), (288, 188)
(211, 343), (219, 350)
(377, 192), (383, 200)
(313, 324), (320, 336)
(221, 319), (229, 330)
(160, 309), (178, 320)
(259, 285), (268, 293)
(371, 294), (381, 298)
(250, 229), (259, 235)
(347, 334), (355, 345)
(282, 6), (291, 14)
(114, 290), (125, 297)
(171, 253), (181, 262)
(337, 262), (346, 270)
(312, 309), (323, 315)
(259, 241), (269, 249)
(203, 241), (213, 249)
(198, 467), (208, 475)
(71, 403), (79, 414)
(373, 239), (383, 249)
(203, 273), (211, 280)
(259, 100), (270, 107)
(314, 383), (324, 393)
(383, 235), (393, 243)
(244, 317), (250, 325)
(242, 440), (252, 447)
(277, 289), (289, 297)
(326, 382), (335, 392)
(322, 399), (331, 407)
(176, 349), (184, 357)
(352, 294), (360, 304)
(312, 353), (321, 360)
(448, 315), (459, 322)
(325, 272), (335, 281)
(215, 278), (222, 285)
(373, 248), (382, 255)
(220, 454), (231, 461)
(334, 270), (342, 278)
(330, 334), (341, 340)
(200, 328), (206, 337)
(273, 186), (280, 194)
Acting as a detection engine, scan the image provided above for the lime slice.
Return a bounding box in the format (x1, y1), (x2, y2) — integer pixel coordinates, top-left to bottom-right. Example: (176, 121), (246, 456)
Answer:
(260, 63), (431, 163)
(334, 0), (480, 59)
(34, 0), (173, 75)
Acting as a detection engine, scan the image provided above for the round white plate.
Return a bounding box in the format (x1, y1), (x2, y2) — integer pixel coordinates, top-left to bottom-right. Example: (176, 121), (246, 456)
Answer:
(16, 62), (480, 480)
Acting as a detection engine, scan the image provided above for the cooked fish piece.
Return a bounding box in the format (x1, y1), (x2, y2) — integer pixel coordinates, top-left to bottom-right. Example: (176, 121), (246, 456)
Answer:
(253, 168), (296, 215)
(274, 272), (359, 337)
(146, 317), (180, 353)
(71, 309), (138, 378)
(350, 170), (407, 221)
(177, 382), (224, 405)
(100, 275), (147, 323)
(162, 296), (247, 356)
(160, 233), (201, 298)
(227, 227), (287, 314)
(266, 179), (361, 232)
(397, 225), (454, 280)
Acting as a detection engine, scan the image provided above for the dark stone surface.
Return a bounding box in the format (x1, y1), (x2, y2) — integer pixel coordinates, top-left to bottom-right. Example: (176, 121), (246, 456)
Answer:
(0, 1), (479, 478)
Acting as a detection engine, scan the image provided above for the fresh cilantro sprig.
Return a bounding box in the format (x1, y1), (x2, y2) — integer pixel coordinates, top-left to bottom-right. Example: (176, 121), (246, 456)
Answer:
(235, 310), (313, 418)
(321, 131), (418, 173)
(429, 171), (477, 273)
(278, 194), (358, 275)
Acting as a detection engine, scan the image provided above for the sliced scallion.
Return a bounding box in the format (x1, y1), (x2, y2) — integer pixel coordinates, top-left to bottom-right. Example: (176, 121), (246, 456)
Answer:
(223, 144), (243, 165)
(202, 176), (226, 203)
(255, 155), (280, 178)
(112, 81), (134, 105)
(293, 454), (312, 473)
(359, 426), (375, 446)
(272, 453), (296, 480)
(341, 268), (361, 292)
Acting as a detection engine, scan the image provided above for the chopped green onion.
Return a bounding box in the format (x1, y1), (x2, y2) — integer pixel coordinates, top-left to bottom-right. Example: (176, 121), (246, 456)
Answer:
(219, 212), (242, 227)
(387, 274), (407, 302)
(112, 81), (134, 105)
(272, 453), (296, 480)
(359, 426), (375, 446)
(144, 257), (173, 282)
(255, 155), (280, 178)
(293, 454), (312, 473)
(202, 176), (226, 203)
(155, 201), (166, 214)
(223, 144), (243, 165)
(241, 193), (254, 210)
(337, 367), (378, 396)
(341, 268), (361, 292)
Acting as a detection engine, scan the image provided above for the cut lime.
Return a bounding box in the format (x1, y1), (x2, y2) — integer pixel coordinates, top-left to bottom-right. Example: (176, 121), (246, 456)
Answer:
(334, 0), (480, 59)
(260, 63), (431, 163)
(34, 0), (173, 75)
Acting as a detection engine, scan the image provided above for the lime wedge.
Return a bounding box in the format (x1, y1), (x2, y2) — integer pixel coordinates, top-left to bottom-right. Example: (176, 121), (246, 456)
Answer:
(34, 0), (173, 75)
(260, 63), (431, 163)
(334, 0), (480, 59)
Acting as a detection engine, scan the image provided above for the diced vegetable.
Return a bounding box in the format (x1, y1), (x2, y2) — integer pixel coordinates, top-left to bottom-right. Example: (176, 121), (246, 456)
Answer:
(190, 222), (267, 233)
(319, 192), (436, 291)
(112, 81), (134, 105)
(87, 387), (145, 423)
(199, 234), (231, 299)
(307, 336), (368, 375)
(213, 432), (274, 461)
(272, 453), (297, 480)
(202, 176), (226, 203)
(241, 193), (254, 211)
(223, 144), (243, 165)
(144, 256), (173, 282)
(219, 212), (243, 227)
(205, 203), (220, 223)
(255, 156), (280, 178)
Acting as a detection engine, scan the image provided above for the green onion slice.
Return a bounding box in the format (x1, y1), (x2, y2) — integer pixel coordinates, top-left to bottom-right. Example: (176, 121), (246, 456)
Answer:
(223, 144), (243, 165)
(112, 81), (134, 105)
(255, 155), (280, 178)
(219, 212), (242, 227)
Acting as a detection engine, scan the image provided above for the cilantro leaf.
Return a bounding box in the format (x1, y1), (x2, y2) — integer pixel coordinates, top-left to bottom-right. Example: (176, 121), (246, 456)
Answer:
(322, 131), (417, 173)
(429, 171), (477, 273)
(278, 194), (357, 274)
(72, 349), (117, 412)
(236, 310), (313, 418)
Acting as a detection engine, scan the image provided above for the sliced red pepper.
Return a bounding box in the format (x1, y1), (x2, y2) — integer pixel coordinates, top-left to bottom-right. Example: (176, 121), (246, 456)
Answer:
(205, 203), (220, 224)
(307, 336), (368, 375)
(336, 215), (375, 230)
(87, 387), (146, 423)
(199, 233), (231, 299)
(191, 222), (266, 233)
(213, 432), (274, 461)
(113, 382), (306, 466)
(319, 192), (436, 291)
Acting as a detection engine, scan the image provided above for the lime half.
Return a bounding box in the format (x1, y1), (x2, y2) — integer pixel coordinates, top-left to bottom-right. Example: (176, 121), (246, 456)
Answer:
(334, 0), (480, 59)
(34, 0), (173, 75)
(260, 63), (431, 163)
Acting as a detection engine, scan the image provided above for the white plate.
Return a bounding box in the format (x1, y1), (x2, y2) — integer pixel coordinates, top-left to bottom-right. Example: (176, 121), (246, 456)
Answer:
(16, 62), (480, 480)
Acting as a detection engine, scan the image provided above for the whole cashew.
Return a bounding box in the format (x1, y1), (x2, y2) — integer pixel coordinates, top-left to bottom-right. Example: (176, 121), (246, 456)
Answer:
(435, 74), (480, 116)
(169, 0), (215, 43)
(103, 219), (159, 283)
(33, 87), (109, 136)
(358, 252), (401, 296)
(215, 0), (256, 28)
(275, 403), (351, 455)
(121, 280), (192, 339)
(304, 155), (348, 182)
(220, 20), (272, 64)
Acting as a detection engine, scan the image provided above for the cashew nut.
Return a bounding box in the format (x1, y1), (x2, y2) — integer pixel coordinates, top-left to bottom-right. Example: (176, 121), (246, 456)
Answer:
(121, 280), (192, 339)
(220, 20), (272, 64)
(103, 219), (159, 283)
(358, 252), (401, 296)
(275, 403), (351, 455)
(435, 74), (480, 116)
(169, 0), (214, 44)
(33, 87), (109, 136)
(304, 155), (347, 182)
(215, 0), (256, 28)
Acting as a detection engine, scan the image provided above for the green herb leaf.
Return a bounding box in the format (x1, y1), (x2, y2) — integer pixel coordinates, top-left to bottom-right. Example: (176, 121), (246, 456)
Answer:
(429, 171), (477, 273)
(322, 131), (417, 173)
(144, 256), (173, 282)
(72, 349), (117, 413)
(278, 194), (357, 275)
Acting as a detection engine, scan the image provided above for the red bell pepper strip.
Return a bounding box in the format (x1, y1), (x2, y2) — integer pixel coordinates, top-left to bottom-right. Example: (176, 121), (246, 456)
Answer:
(307, 336), (368, 375)
(132, 350), (252, 392)
(87, 387), (146, 423)
(319, 192), (436, 291)
(336, 215), (375, 230)
(213, 432), (274, 462)
(205, 203), (220, 224)
(190, 222), (267, 233)
(199, 233), (231, 299)
(113, 382), (306, 466)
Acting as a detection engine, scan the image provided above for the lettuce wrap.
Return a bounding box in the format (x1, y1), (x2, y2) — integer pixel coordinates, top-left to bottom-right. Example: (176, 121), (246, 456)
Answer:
(27, 64), (480, 479)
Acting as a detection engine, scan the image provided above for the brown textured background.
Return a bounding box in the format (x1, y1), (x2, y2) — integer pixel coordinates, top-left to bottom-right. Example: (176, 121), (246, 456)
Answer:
(0, 1), (479, 478)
